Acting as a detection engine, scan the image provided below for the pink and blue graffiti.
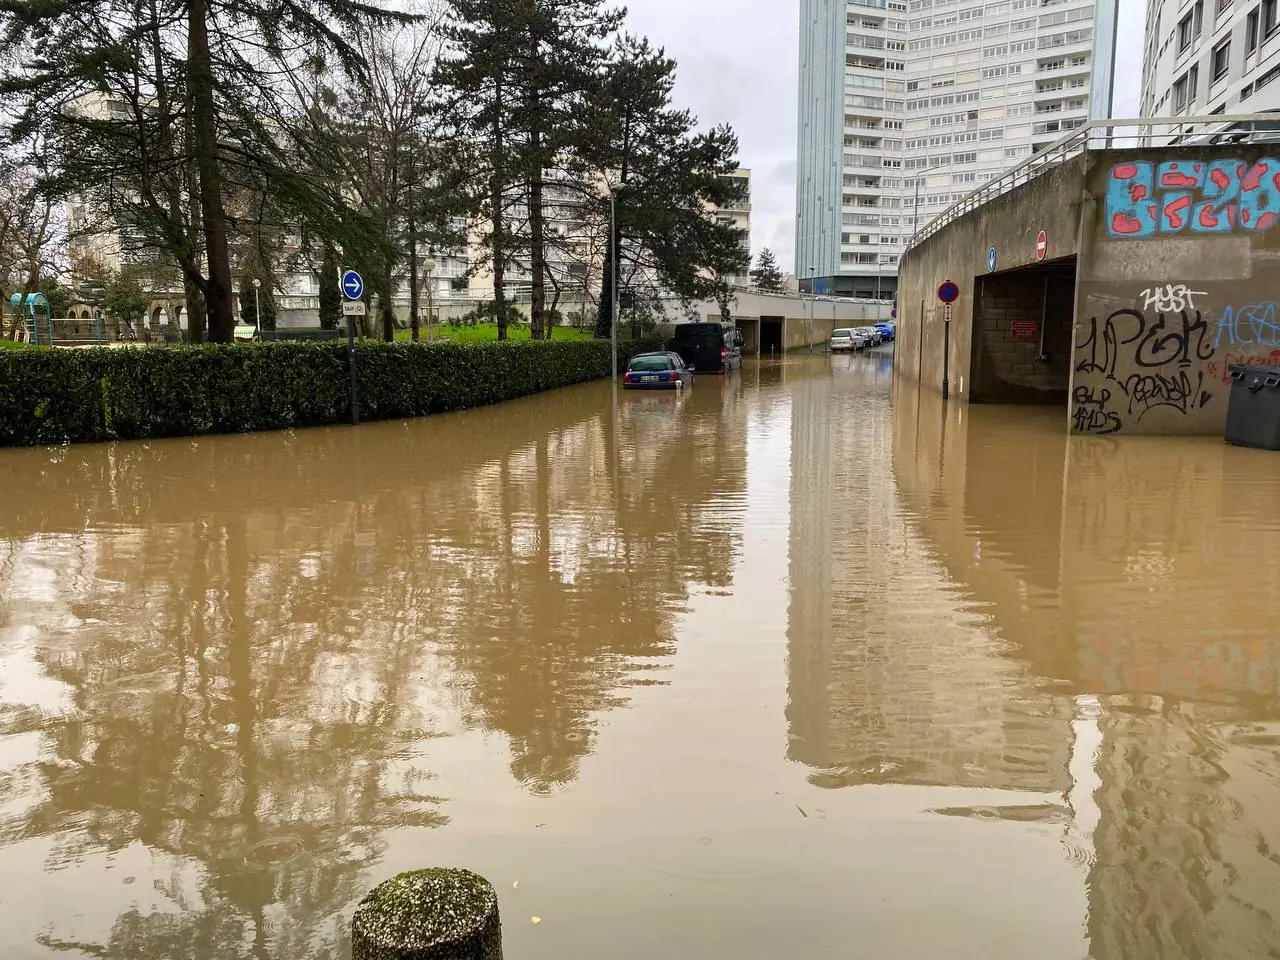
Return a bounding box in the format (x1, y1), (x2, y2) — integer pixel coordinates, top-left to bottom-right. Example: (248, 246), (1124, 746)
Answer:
(1104, 159), (1280, 238)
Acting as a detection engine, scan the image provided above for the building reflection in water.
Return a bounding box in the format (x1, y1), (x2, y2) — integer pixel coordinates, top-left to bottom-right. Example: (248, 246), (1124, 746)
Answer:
(0, 380), (749, 958)
(882, 377), (1280, 958)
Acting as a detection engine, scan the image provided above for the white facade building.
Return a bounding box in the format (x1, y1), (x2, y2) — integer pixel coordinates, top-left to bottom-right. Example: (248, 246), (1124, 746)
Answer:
(1141, 0), (1280, 122)
(797, 0), (1117, 299)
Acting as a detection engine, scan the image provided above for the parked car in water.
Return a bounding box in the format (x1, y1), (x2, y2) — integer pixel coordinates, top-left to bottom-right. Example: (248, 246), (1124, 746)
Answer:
(874, 321), (895, 342)
(670, 322), (742, 373)
(623, 351), (693, 390)
(856, 326), (882, 347)
(829, 328), (860, 352)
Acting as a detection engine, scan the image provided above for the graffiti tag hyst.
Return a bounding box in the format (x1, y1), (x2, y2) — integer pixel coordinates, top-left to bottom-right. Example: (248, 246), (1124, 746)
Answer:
(1104, 159), (1280, 238)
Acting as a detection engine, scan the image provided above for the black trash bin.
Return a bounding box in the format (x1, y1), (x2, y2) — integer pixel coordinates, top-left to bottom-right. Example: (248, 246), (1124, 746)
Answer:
(1225, 364), (1280, 450)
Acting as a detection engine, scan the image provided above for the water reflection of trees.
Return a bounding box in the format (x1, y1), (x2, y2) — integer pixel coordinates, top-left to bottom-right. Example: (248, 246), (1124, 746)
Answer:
(0, 380), (748, 956)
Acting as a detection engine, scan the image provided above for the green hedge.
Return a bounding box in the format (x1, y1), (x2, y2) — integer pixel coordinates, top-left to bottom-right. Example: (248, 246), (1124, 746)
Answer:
(0, 337), (664, 446)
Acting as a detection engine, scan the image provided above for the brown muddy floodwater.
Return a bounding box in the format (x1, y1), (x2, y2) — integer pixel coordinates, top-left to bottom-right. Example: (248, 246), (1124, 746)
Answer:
(2, 351), (1280, 959)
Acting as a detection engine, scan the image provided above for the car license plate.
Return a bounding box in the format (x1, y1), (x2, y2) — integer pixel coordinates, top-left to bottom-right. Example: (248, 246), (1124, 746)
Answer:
(640, 374), (659, 382)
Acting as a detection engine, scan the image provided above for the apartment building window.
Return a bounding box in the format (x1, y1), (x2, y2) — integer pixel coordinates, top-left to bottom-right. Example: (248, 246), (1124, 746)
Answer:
(953, 151), (978, 163)
(1172, 65), (1197, 111)
(1195, 0), (1205, 36)
(1266, 0), (1279, 37)
(1247, 7), (1260, 51)
(1178, 11), (1195, 50)
(953, 172), (977, 183)
(1212, 39), (1231, 80)
(1257, 60), (1280, 88)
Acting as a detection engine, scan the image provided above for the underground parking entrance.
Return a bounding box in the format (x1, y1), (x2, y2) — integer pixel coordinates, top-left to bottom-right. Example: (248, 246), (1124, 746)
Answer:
(760, 317), (783, 355)
(968, 256), (1076, 405)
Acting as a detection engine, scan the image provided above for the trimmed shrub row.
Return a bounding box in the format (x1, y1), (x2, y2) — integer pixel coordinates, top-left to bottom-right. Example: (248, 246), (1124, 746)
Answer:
(0, 337), (664, 446)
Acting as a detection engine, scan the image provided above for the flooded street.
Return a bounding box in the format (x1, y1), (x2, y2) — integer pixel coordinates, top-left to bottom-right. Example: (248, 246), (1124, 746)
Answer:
(3, 352), (1280, 959)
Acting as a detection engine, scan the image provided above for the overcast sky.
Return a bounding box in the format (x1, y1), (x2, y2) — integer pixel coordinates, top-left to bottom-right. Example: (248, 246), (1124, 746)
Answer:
(623, 0), (1145, 275)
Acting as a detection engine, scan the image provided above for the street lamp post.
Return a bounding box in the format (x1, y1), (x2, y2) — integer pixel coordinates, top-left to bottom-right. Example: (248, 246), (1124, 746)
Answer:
(252, 277), (261, 332)
(608, 186), (620, 381)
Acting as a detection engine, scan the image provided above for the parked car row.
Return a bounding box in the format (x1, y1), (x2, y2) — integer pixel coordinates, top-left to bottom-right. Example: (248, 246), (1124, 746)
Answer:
(829, 322), (895, 352)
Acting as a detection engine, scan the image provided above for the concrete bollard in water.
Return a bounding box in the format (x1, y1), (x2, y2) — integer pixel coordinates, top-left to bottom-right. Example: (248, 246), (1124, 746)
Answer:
(351, 868), (502, 960)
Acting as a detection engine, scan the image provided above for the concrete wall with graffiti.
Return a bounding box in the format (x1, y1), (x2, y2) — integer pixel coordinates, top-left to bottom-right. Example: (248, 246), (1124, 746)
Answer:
(1071, 147), (1280, 436)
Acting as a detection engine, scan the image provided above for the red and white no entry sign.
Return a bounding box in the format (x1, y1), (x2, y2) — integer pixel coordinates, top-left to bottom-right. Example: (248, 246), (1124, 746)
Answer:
(1035, 230), (1048, 261)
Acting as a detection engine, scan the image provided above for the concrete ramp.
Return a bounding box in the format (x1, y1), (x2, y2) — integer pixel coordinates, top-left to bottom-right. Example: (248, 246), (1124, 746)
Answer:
(898, 120), (1280, 436)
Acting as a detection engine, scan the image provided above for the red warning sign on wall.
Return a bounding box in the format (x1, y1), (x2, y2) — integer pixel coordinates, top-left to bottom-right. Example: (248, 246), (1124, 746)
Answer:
(1011, 320), (1040, 340)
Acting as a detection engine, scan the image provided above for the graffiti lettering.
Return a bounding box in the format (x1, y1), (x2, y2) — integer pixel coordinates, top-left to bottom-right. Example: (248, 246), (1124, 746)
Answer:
(1120, 370), (1212, 420)
(1132, 309), (1216, 368)
(1215, 302), (1280, 348)
(1105, 158), (1280, 238)
(1072, 405), (1122, 434)
(1074, 300), (1219, 434)
(1140, 284), (1206, 313)
(1071, 385), (1122, 434)
(1076, 308), (1215, 377)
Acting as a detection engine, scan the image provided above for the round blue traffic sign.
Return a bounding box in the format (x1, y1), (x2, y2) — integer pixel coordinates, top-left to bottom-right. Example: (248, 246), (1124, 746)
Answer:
(937, 280), (960, 304)
(987, 246), (997, 273)
(341, 269), (364, 300)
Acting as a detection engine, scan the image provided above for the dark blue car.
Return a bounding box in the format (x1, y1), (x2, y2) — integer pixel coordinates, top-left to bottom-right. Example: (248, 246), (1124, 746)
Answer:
(623, 352), (693, 390)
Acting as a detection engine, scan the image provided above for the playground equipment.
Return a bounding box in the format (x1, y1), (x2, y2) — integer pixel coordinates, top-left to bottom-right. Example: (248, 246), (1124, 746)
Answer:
(7, 292), (108, 345)
(8, 292), (52, 344)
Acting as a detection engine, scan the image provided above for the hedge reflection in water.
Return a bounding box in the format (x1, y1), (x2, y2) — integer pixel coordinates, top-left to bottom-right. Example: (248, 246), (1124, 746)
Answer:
(0, 379), (748, 958)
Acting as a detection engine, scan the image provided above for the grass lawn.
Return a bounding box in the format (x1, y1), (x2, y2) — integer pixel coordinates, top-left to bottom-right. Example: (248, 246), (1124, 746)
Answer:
(392, 323), (596, 344)
(0, 337), (39, 350)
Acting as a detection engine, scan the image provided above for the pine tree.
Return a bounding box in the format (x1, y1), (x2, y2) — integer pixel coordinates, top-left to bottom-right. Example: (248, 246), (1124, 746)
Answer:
(512, 1), (622, 340)
(751, 248), (784, 291)
(580, 36), (749, 338)
(436, 0), (622, 341)
(434, 1), (524, 341)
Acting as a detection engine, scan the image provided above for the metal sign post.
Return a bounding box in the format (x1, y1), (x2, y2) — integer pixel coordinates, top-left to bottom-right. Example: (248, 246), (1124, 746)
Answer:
(342, 270), (365, 426)
(937, 280), (959, 402)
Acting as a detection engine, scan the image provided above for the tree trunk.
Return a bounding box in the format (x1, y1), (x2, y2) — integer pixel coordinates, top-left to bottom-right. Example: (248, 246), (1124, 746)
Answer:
(596, 223), (615, 339)
(491, 80), (508, 342)
(184, 122), (207, 343)
(528, 104), (545, 340)
(408, 186), (420, 342)
(381, 268), (395, 341)
(187, 0), (234, 342)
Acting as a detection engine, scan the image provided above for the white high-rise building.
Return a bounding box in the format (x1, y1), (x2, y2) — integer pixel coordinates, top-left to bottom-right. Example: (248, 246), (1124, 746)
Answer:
(1141, 0), (1280, 122)
(797, 0), (1117, 300)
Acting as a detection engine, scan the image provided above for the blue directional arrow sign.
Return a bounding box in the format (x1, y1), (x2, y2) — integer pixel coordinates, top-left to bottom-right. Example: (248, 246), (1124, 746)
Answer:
(986, 246), (997, 273)
(341, 269), (364, 300)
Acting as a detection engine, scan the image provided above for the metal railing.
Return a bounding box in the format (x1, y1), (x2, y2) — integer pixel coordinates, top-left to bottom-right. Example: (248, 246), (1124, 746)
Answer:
(903, 112), (1280, 253)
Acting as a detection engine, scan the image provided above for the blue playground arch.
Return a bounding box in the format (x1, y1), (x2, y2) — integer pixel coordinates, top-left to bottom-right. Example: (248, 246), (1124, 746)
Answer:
(8, 292), (52, 345)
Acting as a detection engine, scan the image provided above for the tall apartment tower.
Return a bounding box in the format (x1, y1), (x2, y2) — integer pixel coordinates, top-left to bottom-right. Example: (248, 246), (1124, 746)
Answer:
(1141, 0), (1280, 121)
(796, 0), (1118, 300)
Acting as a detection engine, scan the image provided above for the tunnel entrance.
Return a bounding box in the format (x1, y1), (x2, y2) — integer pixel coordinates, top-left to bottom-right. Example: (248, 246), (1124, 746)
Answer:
(969, 257), (1077, 405)
(760, 317), (783, 356)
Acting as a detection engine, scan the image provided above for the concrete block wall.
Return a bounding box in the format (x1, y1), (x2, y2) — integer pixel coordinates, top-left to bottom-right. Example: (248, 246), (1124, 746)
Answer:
(972, 272), (1074, 403)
